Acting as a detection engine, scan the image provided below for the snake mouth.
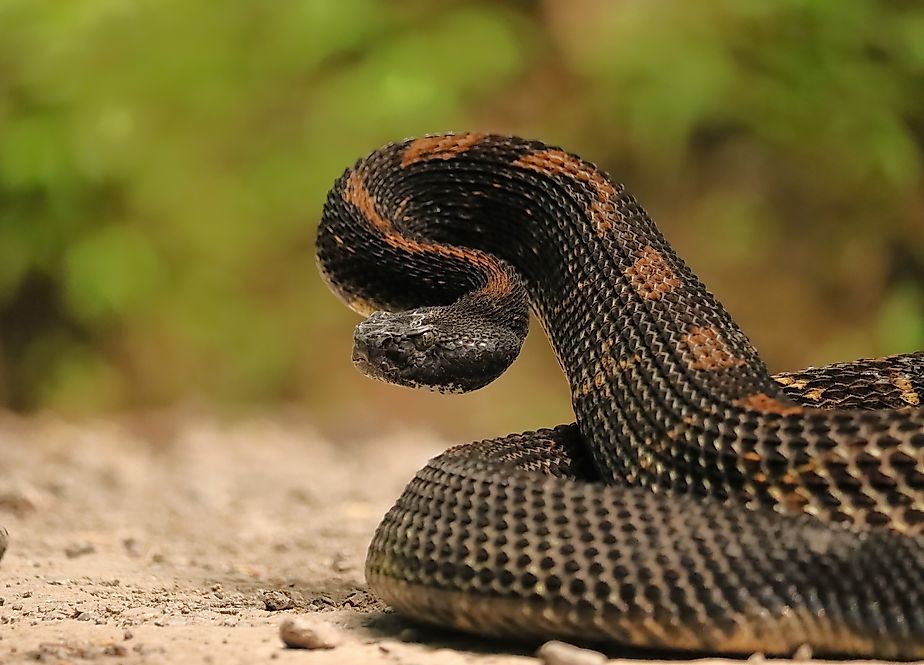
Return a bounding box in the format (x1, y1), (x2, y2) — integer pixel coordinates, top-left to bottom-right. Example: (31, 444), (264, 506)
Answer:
(352, 344), (386, 380)
(351, 340), (397, 382)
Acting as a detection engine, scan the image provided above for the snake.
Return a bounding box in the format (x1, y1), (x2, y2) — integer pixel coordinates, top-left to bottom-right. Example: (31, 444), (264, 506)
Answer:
(315, 133), (924, 659)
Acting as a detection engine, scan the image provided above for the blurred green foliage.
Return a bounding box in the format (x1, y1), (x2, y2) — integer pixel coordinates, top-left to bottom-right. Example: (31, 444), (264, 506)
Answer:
(0, 0), (922, 433)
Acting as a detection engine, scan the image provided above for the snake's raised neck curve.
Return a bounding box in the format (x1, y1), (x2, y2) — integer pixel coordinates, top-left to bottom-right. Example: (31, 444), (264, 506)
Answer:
(317, 133), (790, 480)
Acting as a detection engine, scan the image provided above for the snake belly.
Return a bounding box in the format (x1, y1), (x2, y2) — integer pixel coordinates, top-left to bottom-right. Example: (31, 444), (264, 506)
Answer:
(315, 133), (924, 658)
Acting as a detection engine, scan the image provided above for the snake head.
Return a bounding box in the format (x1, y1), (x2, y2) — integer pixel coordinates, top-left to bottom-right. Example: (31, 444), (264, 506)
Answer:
(352, 308), (522, 393)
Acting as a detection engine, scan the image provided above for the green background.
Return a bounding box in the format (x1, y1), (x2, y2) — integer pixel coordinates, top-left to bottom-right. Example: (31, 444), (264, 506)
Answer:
(1, 0), (922, 437)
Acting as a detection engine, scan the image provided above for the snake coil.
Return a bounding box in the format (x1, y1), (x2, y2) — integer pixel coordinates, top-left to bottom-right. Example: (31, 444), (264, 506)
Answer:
(316, 133), (924, 658)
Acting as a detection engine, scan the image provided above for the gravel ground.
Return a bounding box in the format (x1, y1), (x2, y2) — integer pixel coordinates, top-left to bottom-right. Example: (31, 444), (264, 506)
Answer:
(0, 413), (910, 664)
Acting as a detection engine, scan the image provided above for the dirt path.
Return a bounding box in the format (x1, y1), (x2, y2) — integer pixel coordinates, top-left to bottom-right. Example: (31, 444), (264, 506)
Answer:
(0, 413), (907, 664)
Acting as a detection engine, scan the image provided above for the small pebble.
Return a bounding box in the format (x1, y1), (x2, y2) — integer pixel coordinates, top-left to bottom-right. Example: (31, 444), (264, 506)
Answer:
(398, 627), (419, 642)
(279, 616), (341, 650)
(0, 487), (38, 515)
(537, 640), (607, 665)
(793, 643), (813, 661)
(122, 538), (140, 556)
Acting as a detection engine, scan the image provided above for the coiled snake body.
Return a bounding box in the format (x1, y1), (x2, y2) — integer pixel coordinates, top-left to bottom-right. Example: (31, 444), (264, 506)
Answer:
(315, 133), (924, 658)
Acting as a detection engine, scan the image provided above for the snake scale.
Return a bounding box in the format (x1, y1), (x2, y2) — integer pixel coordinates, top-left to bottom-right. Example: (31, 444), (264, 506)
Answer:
(315, 133), (924, 659)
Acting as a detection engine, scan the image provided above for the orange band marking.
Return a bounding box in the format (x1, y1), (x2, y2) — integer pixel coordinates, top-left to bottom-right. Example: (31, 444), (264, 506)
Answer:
(343, 169), (392, 233)
(625, 246), (681, 301)
(401, 133), (487, 168)
(680, 326), (746, 371)
(514, 149), (617, 237)
(891, 373), (921, 406)
(735, 392), (804, 415)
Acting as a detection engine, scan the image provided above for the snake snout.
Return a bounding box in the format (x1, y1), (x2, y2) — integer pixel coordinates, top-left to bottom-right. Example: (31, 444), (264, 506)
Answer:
(352, 311), (433, 386)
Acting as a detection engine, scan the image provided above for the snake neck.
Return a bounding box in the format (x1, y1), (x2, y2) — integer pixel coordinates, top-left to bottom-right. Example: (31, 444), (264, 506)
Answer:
(318, 133), (788, 483)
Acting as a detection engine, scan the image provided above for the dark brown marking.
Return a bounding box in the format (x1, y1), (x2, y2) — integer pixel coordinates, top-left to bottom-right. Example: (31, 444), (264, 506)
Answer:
(625, 246), (681, 301)
(514, 149), (617, 237)
(401, 133), (486, 168)
(680, 326), (746, 371)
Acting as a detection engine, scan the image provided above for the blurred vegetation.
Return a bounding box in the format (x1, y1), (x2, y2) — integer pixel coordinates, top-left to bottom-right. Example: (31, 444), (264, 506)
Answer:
(0, 0), (922, 435)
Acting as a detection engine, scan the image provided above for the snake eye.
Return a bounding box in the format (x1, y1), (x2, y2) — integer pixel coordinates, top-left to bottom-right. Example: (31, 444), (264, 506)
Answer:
(416, 330), (436, 349)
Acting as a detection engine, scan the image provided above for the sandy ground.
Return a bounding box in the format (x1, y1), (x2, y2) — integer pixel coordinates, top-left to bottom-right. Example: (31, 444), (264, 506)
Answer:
(0, 412), (914, 664)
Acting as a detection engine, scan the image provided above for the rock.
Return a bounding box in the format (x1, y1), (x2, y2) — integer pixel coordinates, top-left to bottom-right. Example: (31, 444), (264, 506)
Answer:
(793, 643), (813, 660)
(122, 537), (140, 557)
(0, 525), (8, 562)
(0, 485), (39, 516)
(64, 542), (96, 559)
(398, 627), (419, 642)
(262, 589), (296, 611)
(279, 616), (341, 650)
(537, 640), (607, 665)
